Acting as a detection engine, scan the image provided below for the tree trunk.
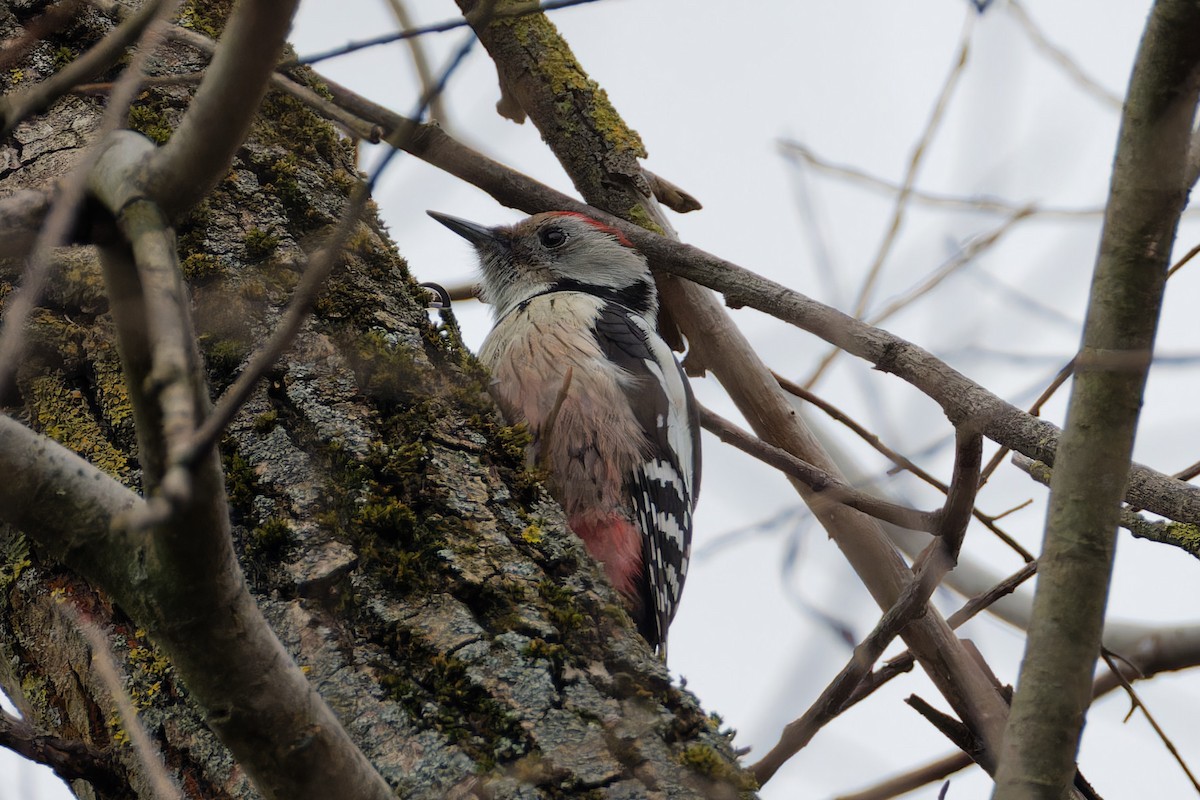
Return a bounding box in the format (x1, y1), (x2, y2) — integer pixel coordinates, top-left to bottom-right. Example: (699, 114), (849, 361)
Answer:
(0, 2), (752, 797)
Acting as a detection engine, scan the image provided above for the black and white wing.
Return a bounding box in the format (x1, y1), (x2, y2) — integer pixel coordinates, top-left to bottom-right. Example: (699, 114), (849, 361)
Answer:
(592, 305), (701, 653)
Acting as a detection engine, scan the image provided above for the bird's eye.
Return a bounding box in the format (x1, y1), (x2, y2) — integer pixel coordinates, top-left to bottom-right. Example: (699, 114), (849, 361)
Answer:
(539, 227), (568, 248)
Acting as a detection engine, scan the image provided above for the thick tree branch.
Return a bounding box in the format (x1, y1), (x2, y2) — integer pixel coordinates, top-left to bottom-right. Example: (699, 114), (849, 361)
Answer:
(994, 2), (1200, 796)
(81, 131), (396, 800)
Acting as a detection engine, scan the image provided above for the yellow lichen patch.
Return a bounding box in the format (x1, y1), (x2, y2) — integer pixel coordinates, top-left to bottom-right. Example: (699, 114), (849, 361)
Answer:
(520, 522), (543, 544)
(26, 373), (129, 481)
(678, 743), (759, 793)
(90, 348), (134, 440)
(625, 205), (664, 235)
(500, 9), (646, 160)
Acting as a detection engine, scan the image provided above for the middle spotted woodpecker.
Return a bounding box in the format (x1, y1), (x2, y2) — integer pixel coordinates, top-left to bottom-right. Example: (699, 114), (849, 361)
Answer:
(429, 210), (701, 654)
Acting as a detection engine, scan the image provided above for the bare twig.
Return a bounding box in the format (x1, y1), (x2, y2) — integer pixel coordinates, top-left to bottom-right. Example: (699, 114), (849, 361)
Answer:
(180, 182), (369, 466)
(906, 695), (982, 765)
(383, 0), (449, 124)
(64, 606), (182, 800)
(701, 405), (937, 532)
(866, 210), (1031, 327)
(802, 12), (974, 391)
(774, 371), (1035, 560)
(983, 232), (1200, 485)
(159, 23), (382, 141)
(852, 14), (973, 320)
(0, 0), (164, 136)
(1100, 650), (1200, 793)
(1008, 0), (1124, 110)
(845, 559), (1037, 711)
(805, 208), (1028, 388)
(748, 427), (981, 785)
(1167, 241), (1200, 278)
(979, 356), (1076, 484)
(1016, 455), (1200, 560)
(291, 0), (604, 67)
(834, 752), (975, 800)
(778, 138), (1108, 218)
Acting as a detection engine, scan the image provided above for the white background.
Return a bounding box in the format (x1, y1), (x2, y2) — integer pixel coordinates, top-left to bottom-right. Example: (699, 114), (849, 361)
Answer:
(6, 1), (1200, 798)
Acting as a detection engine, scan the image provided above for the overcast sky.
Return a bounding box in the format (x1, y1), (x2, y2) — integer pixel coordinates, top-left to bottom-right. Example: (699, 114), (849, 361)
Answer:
(6, 2), (1200, 798)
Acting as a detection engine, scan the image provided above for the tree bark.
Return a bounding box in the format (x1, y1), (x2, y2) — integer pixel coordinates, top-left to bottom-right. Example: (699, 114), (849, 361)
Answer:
(0, 2), (751, 798)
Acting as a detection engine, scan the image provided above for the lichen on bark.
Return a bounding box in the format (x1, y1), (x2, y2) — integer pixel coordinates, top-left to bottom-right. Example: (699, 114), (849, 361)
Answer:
(0, 2), (749, 798)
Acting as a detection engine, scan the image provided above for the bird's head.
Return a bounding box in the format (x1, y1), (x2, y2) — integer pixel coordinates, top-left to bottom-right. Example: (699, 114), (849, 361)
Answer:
(428, 210), (657, 321)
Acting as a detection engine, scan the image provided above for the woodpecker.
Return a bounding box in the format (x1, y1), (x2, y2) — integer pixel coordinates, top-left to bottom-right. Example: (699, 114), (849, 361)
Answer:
(428, 210), (701, 654)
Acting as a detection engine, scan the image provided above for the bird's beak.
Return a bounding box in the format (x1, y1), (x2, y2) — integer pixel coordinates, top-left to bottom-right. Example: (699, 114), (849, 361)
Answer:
(427, 211), (501, 249)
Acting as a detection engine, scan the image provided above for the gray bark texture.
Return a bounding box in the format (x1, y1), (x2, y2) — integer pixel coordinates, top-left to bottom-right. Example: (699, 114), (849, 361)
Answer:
(0, 2), (753, 798)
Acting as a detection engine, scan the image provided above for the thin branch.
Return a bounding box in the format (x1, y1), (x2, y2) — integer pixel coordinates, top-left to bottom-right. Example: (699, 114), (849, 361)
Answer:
(851, 13), (973, 320)
(64, 607), (182, 800)
(844, 560), (1038, 711)
(700, 405), (937, 533)
(748, 427), (981, 785)
(1008, 0), (1124, 110)
(158, 24), (382, 141)
(866, 210), (1031, 328)
(983, 233), (1200, 485)
(383, 0), (449, 124)
(1167, 241), (1200, 278)
(834, 752), (974, 800)
(290, 0), (604, 67)
(1100, 650), (1200, 793)
(774, 370), (1035, 561)
(778, 138), (1109, 218)
(979, 356), (1076, 485)
(906, 695), (983, 767)
(72, 72), (206, 92)
(1016, 455), (1200, 560)
(179, 182), (369, 466)
(804, 208), (1028, 389)
(0, 0), (164, 136)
